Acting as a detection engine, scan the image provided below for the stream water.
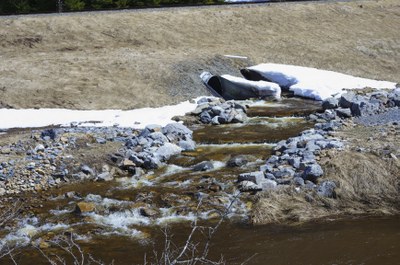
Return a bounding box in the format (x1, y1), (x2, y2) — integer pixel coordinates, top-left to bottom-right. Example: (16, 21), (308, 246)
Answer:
(1, 98), (399, 264)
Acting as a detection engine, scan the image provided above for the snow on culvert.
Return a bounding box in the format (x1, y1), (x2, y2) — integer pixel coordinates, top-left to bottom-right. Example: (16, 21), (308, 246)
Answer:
(0, 98), (205, 130)
(246, 64), (397, 100)
(221, 74), (281, 99)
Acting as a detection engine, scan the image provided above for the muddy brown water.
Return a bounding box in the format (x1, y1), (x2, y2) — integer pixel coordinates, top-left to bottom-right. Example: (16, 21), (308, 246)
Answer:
(1, 99), (399, 265)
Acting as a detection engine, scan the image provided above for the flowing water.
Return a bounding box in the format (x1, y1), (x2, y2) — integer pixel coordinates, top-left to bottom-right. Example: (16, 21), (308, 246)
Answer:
(1, 98), (399, 264)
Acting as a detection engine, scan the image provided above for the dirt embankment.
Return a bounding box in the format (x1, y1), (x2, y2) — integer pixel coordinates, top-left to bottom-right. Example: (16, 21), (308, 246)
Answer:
(0, 0), (399, 110)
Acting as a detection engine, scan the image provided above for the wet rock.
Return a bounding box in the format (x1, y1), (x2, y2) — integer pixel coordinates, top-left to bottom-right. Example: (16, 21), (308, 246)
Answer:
(140, 207), (159, 218)
(227, 155), (249, 167)
(143, 156), (162, 170)
(317, 181), (337, 198)
(209, 183), (222, 192)
(65, 191), (79, 199)
(75, 202), (96, 214)
(192, 161), (214, 172)
(179, 139), (196, 151)
(302, 164), (323, 182)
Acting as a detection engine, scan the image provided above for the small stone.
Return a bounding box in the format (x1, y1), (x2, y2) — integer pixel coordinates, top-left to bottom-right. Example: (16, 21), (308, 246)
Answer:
(121, 159), (136, 169)
(34, 144), (45, 153)
(140, 207), (159, 217)
(238, 171), (265, 184)
(238, 180), (262, 192)
(75, 202), (96, 214)
(96, 172), (113, 182)
(192, 161), (214, 172)
(65, 191), (79, 199)
(227, 155), (248, 167)
(209, 183), (222, 192)
(1, 148), (11, 155)
(81, 165), (94, 176)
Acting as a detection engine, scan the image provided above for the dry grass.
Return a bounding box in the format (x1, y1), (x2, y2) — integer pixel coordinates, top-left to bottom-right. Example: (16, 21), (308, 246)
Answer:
(0, 0), (399, 109)
(251, 125), (400, 224)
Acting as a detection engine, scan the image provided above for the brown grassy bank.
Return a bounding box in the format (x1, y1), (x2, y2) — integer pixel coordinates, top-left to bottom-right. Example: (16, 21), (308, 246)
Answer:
(0, 0), (399, 109)
(251, 123), (400, 224)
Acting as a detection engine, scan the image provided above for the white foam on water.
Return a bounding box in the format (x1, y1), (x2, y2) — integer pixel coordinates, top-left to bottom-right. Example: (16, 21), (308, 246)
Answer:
(84, 209), (151, 232)
(0, 217), (70, 248)
(49, 209), (71, 215)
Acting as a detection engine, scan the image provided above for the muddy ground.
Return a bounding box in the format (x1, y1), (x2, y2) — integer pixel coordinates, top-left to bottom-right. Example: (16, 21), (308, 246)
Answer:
(0, 0), (399, 110)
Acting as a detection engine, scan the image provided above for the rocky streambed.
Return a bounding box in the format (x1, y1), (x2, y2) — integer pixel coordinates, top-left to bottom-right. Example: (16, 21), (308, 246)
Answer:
(0, 92), (399, 264)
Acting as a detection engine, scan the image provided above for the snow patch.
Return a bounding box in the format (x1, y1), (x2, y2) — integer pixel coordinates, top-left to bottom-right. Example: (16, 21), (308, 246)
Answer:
(0, 98), (201, 130)
(221, 74), (281, 99)
(247, 64), (397, 100)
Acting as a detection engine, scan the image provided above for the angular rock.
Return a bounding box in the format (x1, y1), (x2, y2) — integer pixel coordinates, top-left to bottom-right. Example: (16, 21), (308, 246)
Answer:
(338, 92), (355, 108)
(322, 97), (339, 110)
(238, 171), (265, 184)
(96, 172), (113, 182)
(336, 108), (352, 118)
(260, 179), (277, 191)
(350, 101), (379, 117)
(317, 181), (337, 198)
(302, 164), (324, 182)
(238, 180), (262, 192)
(155, 143), (182, 161)
(75, 202), (96, 214)
(162, 123), (192, 138)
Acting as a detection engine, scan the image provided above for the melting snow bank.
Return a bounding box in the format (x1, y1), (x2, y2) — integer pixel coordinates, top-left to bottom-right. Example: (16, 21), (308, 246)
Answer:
(243, 64), (397, 100)
(0, 98), (203, 130)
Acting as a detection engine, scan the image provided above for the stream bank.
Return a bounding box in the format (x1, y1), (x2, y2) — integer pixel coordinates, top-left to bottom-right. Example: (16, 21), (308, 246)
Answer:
(0, 94), (399, 264)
